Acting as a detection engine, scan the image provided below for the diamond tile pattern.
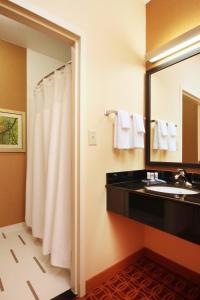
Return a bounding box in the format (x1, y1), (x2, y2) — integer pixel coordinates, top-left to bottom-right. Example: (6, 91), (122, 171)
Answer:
(78, 257), (200, 300)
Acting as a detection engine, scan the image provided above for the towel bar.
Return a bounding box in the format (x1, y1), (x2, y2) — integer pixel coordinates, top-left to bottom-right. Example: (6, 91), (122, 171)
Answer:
(151, 120), (177, 127)
(104, 109), (145, 119)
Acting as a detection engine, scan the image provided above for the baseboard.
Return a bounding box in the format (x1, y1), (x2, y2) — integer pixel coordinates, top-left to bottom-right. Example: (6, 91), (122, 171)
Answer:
(0, 222), (25, 233)
(86, 248), (145, 293)
(51, 289), (76, 300)
(143, 247), (200, 286)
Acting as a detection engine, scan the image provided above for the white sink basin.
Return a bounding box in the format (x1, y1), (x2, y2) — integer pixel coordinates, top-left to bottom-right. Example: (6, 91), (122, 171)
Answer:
(145, 186), (199, 195)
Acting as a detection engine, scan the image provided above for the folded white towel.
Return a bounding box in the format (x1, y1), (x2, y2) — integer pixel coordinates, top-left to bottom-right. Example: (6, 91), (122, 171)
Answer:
(118, 110), (131, 129)
(153, 120), (168, 150)
(168, 122), (177, 151)
(114, 110), (131, 149)
(134, 113), (145, 133)
(130, 113), (145, 148)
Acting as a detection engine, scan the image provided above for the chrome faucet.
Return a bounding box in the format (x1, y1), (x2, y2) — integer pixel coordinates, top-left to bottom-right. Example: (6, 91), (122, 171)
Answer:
(174, 169), (192, 188)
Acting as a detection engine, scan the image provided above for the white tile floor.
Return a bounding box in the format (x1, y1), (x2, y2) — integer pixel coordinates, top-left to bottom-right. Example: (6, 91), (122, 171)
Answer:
(0, 223), (70, 300)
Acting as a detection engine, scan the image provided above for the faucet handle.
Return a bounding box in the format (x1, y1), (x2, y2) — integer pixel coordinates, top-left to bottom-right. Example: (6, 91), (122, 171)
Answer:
(174, 169), (192, 188)
(174, 169), (186, 181)
(177, 169), (186, 175)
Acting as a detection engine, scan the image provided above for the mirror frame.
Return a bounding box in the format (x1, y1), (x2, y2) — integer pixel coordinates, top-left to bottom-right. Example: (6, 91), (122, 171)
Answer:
(146, 47), (200, 169)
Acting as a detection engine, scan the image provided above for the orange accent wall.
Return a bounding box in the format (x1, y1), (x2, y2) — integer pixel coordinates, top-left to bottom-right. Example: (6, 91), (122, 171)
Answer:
(146, 0), (200, 275)
(0, 40), (26, 227)
(144, 226), (200, 274)
(146, 0), (200, 53)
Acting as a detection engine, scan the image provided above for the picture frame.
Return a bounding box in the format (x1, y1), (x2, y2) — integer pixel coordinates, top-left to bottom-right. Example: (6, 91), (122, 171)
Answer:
(0, 108), (26, 152)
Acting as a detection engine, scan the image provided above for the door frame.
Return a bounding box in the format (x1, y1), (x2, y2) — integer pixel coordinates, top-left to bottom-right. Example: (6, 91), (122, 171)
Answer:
(0, 0), (86, 296)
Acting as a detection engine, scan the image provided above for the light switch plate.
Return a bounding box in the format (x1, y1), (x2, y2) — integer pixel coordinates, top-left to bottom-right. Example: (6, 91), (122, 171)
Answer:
(88, 131), (97, 145)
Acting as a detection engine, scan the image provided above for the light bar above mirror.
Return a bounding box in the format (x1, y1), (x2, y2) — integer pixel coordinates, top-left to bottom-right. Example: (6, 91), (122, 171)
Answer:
(146, 25), (200, 63)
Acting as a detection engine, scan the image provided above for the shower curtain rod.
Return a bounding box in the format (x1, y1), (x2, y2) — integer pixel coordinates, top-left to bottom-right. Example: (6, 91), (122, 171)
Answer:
(37, 60), (72, 86)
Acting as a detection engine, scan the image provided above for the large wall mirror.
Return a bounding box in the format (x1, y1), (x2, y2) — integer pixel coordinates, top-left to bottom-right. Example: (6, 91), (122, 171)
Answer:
(146, 50), (200, 168)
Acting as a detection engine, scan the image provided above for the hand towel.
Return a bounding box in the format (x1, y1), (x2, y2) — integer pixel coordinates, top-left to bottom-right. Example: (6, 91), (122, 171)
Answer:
(130, 113), (145, 148)
(168, 122), (177, 151)
(134, 114), (145, 133)
(153, 120), (168, 150)
(114, 110), (131, 149)
(118, 110), (131, 129)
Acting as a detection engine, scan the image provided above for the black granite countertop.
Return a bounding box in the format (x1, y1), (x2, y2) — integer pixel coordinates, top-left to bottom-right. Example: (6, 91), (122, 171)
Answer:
(106, 180), (200, 207)
(106, 170), (200, 245)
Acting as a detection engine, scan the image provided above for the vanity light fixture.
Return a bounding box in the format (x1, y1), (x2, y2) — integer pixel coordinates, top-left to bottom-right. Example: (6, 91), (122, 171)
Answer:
(146, 25), (200, 63)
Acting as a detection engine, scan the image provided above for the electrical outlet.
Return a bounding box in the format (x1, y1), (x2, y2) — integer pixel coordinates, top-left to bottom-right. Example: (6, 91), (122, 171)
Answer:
(88, 131), (97, 145)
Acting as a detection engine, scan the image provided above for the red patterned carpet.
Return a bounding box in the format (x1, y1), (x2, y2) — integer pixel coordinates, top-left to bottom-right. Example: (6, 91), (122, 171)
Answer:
(78, 256), (200, 300)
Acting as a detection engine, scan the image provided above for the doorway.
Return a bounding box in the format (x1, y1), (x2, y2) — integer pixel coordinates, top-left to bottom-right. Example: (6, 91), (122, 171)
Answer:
(182, 91), (199, 164)
(0, 0), (83, 297)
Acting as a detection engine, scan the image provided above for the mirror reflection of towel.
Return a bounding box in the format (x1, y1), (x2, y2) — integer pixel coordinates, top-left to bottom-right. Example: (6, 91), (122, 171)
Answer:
(153, 120), (168, 150)
(168, 122), (177, 151)
(160, 120), (168, 136)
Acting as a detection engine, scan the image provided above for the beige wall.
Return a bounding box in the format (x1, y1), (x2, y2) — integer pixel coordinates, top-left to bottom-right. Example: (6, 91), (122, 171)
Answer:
(0, 39), (26, 227)
(24, 0), (146, 279)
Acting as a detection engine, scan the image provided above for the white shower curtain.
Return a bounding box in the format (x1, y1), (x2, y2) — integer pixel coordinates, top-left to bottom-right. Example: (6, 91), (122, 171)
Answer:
(26, 64), (72, 269)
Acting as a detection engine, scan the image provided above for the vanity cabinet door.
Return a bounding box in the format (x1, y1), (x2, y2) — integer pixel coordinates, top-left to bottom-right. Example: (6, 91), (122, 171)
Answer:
(164, 201), (200, 244)
(107, 188), (129, 216)
(128, 193), (165, 228)
(163, 201), (193, 238)
(192, 209), (200, 243)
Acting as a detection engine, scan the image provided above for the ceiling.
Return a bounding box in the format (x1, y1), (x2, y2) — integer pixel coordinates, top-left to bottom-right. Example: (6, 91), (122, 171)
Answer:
(0, 14), (70, 62)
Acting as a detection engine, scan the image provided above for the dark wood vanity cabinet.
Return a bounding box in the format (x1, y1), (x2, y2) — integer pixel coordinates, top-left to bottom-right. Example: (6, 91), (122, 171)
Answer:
(107, 188), (128, 216)
(107, 187), (200, 245)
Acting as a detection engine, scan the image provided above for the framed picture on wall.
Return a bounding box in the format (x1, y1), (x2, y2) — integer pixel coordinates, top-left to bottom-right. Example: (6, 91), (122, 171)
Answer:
(0, 109), (26, 152)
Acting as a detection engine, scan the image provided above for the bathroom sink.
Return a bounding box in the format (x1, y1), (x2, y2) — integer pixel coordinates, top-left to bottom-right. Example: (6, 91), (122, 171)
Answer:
(145, 186), (199, 195)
